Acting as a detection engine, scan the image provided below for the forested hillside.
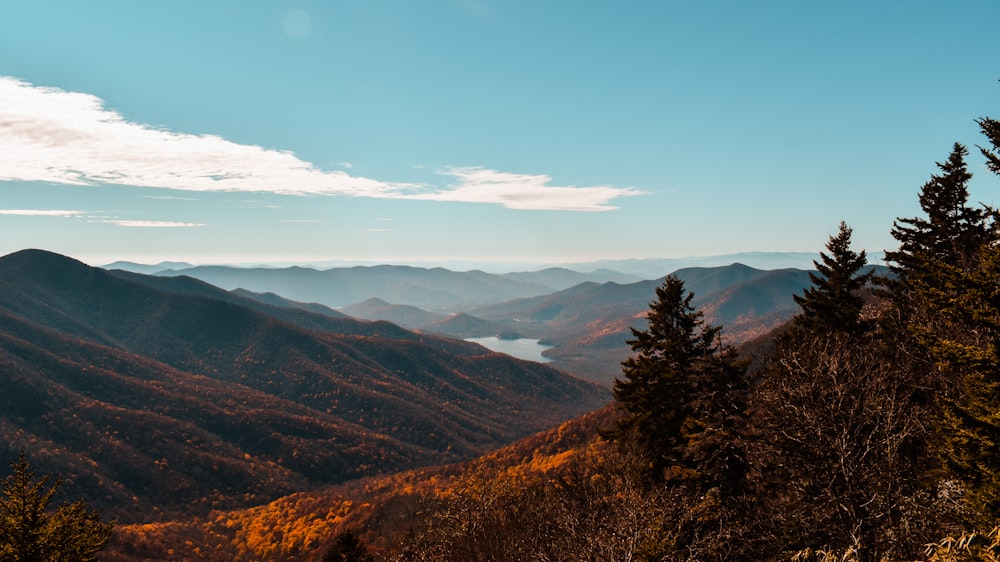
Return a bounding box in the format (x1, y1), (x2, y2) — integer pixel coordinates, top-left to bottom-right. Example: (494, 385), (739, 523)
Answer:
(0, 251), (608, 523)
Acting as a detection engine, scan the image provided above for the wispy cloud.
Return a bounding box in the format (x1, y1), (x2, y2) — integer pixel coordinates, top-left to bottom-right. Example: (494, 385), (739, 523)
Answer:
(144, 194), (198, 201)
(0, 76), (641, 211)
(103, 220), (205, 228)
(0, 209), (83, 216)
(422, 167), (644, 211)
(0, 208), (202, 227)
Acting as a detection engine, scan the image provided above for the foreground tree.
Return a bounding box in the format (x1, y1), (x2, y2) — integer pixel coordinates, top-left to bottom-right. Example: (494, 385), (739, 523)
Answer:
(749, 332), (950, 561)
(607, 276), (747, 487)
(395, 445), (673, 562)
(929, 116), (1000, 522)
(792, 221), (873, 333)
(885, 143), (989, 278)
(605, 275), (749, 558)
(881, 136), (1000, 524)
(0, 452), (114, 561)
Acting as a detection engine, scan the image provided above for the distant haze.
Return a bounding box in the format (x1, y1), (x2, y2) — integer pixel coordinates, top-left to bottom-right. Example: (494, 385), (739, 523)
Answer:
(104, 251), (832, 279)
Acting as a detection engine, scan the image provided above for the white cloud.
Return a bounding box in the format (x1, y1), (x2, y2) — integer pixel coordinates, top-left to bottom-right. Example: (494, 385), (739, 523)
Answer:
(0, 76), (405, 197)
(420, 167), (644, 211)
(0, 76), (641, 212)
(103, 220), (205, 228)
(0, 209), (83, 216)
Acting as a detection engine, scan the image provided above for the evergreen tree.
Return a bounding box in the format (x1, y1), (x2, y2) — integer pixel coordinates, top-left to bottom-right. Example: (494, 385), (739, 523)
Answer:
(883, 137), (1000, 523)
(977, 113), (1000, 175)
(606, 275), (748, 494)
(880, 142), (990, 402)
(935, 114), (1000, 521)
(604, 276), (749, 559)
(0, 452), (114, 561)
(323, 529), (374, 562)
(885, 143), (989, 280)
(793, 221), (873, 333)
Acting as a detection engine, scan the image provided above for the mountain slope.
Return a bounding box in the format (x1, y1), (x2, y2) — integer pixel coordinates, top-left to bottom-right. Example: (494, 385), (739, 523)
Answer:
(0, 250), (609, 521)
(0, 309), (421, 521)
(425, 312), (520, 339)
(340, 297), (447, 329)
(104, 404), (621, 560)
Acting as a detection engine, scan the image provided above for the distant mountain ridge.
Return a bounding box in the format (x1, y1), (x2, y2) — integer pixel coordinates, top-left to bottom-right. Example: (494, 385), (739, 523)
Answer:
(153, 264), (558, 312)
(126, 256), (837, 385)
(98, 252), (878, 386)
(0, 249), (609, 522)
(340, 297), (447, 329)
(101, 251), (842, 279)
(103, 260), (195, 275)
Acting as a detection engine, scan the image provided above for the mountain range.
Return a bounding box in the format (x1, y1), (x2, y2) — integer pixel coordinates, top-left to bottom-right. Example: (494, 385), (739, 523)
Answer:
(0, 249), (608, 522)
(104, 251), (830, 280)
(148, 264), (638, 313)
(101, 259), (833, 384)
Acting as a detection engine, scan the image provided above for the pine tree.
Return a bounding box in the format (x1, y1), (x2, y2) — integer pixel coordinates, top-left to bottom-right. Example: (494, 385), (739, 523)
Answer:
(604, 275), (749, 558)
(606, 275), (747, 492)
(880, 142), (990, 396)
(885, 143), (989, 280)
(883, 138), (1000, 522)
(977, 113), (1000, 175)
(0, 452), (114, 561)
(793, 221), (873, 333)
(938, 114), (1000, 521)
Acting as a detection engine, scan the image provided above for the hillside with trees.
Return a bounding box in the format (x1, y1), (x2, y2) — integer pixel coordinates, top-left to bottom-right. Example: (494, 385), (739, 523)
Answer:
(0, 251), (608, 523)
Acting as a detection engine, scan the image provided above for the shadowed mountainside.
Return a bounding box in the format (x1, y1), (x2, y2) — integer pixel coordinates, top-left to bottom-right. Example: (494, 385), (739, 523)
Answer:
(0, 249), (609, 522)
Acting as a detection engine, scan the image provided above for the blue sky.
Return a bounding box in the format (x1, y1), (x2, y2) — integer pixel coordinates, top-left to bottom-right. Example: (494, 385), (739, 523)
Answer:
(1, 1), (998, 268)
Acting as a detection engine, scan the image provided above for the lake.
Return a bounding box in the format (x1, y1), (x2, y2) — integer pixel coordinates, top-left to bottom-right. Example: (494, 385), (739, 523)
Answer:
(466, 336), (553, 363)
